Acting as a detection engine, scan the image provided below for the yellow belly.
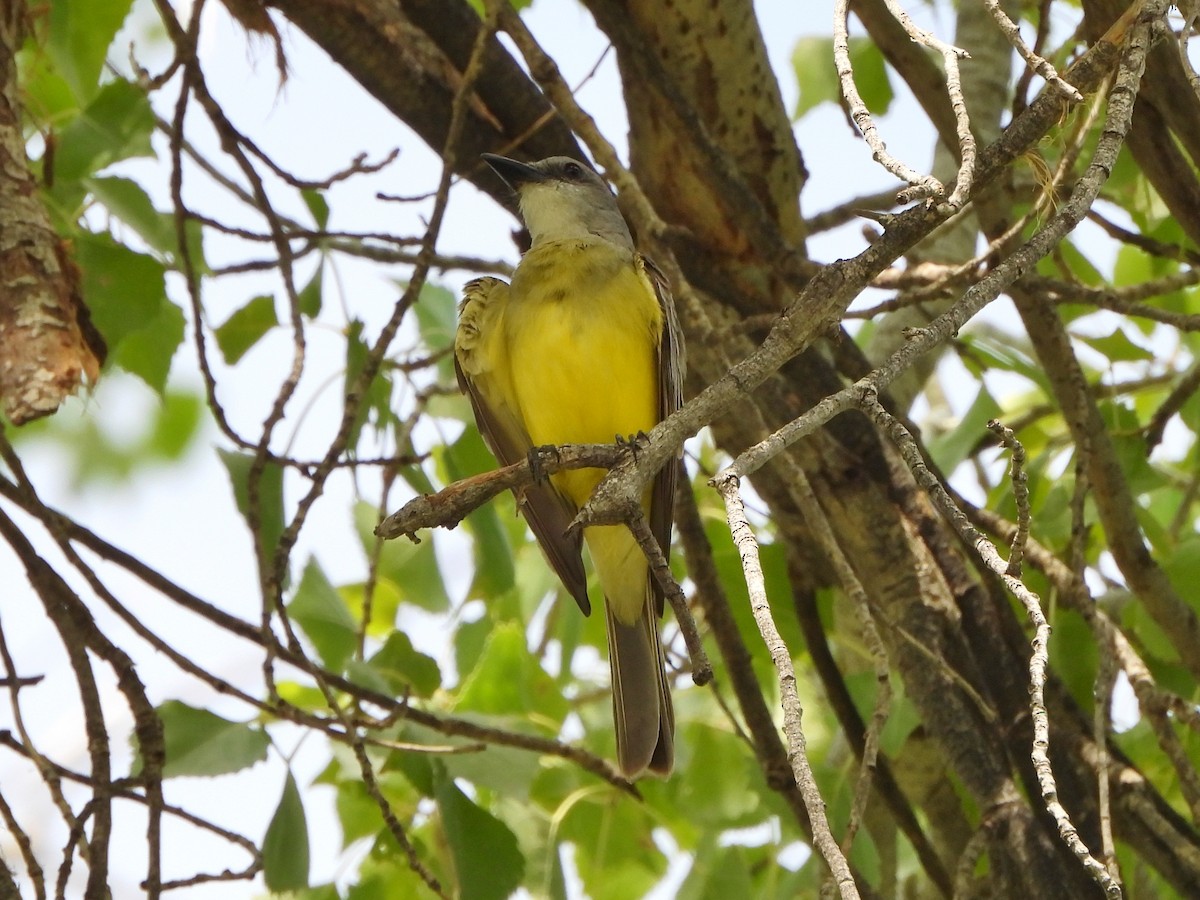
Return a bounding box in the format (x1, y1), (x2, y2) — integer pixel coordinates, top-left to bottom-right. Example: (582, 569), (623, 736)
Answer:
(506, 241), (662, 512)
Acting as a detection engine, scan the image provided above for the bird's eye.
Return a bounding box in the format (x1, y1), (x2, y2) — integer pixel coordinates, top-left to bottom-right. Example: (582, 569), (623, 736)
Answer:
(563, 162), (584, 180)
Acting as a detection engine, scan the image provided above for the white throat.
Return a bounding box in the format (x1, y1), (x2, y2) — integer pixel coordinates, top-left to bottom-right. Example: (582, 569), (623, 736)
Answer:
(518, 182), (633, 249)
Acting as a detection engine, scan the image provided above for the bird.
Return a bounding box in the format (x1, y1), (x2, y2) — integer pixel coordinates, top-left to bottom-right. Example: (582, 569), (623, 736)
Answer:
(453, 154), (683, 777)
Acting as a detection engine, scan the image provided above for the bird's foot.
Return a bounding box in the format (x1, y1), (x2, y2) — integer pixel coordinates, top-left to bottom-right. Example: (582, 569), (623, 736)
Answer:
(528, 444), (560, 484)
(615, 431), (651, 461)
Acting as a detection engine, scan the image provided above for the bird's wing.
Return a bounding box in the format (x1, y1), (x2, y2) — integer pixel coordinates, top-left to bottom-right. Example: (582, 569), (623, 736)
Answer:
(639, 255), (685, 618)
(454, 277), (592, 615)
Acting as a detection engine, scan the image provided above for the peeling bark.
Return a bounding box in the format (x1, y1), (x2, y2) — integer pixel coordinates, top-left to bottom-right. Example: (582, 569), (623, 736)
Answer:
(0, 0), (104, 425)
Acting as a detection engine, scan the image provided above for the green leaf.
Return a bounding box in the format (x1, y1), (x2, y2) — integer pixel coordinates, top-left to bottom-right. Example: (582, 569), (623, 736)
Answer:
(302, 189), (330, 229)
(215, 294), (279, 364)
(414, 282), (458, 381)
(290, 886), (339, 900)
(388, 741), (436, 797)
(668, 723), (761, 828)
(84, 175), (205, 268)
(1053, 239), (1106, 288)
(47, 0), (135, 103)
(288, 558), (359, 672)
(455, 623), (568, 722)
(145, 390), (204, 459)
(1098, 401), (1160, 495)
(1106, 146), (1172, 232)
(19, 40), (77, 124)
(299, 262), (324, 318)
(341, 579), (401, 638)
(85, 176), (175, 253)
(441, 742), (540, 800)
(352, 630), (442, 698)
(958, 332), (1052, 395)
(109, 298), (184, 394)
(878, 690), (922, 757)
(73, 231), (184, 391)
(678, 839), (756, 900)
(1077, 327), (1154, 363)
(1112, 244), (1159, 288)
(277, 681), (330, 714)
(466, 0), (531, 13)
(52, 79), (154, 185)
(74, 232), (167, 347)
(927, 386), (1002, 473)
(1048, 609), (1100, 711)
(848, 39), (892, 115)
(139, 700), (269, 779)
(344, 320), (396, 446)
(454, 613), (493, 680)
(793, 35), (891, 119)
(434, 767), (524, 900)
(1164, 537), (1200, 608)
(558, 792), (664, 900)
(335, 779), (389, 848)
(354, 502), (449, 612)
(264, 771), (310, 893)
(848, 826), (881, 885)
(439, 426), (515, 596)
(291, 887), (339, 900)
(792, 36), (839, 118)
(217, 449), (285, 566)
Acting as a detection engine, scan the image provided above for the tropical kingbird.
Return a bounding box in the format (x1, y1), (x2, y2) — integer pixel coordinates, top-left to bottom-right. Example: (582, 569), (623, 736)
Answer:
(454, 154), (683, 777)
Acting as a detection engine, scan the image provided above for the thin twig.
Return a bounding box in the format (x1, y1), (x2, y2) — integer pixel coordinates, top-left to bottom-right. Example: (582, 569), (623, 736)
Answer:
(723, 2), (1163, 485)
(833, 0), (947, 202)
(986, 420), (1030, 577)
(963, 494), (1200, 823)
(1145, 359), (1200, 451)
(1094, 628), (1120, 883)
(672, 470), (827, 836)
(711, 474), (861, 900)
(628, 513), (713, 685)
(981, 0), (1082, 101)
(861, 393), (1121, 898)
(377, 443), (625, 539)
(770, 454), (891, 858)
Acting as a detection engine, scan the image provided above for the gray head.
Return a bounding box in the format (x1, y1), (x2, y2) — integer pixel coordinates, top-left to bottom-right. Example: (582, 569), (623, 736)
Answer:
(482, 154), (633, 250)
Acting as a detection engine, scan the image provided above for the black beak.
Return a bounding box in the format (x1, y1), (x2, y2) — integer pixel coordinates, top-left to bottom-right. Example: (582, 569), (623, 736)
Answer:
(481, 153), (545, 189)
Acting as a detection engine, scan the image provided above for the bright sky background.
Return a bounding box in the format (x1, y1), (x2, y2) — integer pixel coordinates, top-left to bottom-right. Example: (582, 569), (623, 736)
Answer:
(0, 0), (1149, 896)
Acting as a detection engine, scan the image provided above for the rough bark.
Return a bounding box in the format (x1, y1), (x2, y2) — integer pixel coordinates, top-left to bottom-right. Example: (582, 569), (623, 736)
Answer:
(0, 0), (104, 425)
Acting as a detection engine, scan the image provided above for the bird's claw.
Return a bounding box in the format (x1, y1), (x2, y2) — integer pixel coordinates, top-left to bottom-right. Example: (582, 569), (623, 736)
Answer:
(615, 431), (651, 461)
(528, 444), (560, 484)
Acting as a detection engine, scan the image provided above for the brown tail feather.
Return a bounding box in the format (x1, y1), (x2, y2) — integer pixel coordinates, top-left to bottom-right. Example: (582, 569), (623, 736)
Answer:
(606, 584), (674, 777)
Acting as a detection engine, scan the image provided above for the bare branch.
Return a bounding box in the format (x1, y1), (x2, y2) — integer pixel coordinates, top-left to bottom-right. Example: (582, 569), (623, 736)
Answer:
(836, 0), (983, 208)
(376, 443), (625, 539)
(724, 1), (1164, 485)
(981, 0), (1083, 102)
(986, 420), (1031, 576)
(772, 454), (892, 861)
(833, 0), (947, 201)
(861, 393), (1121, 898)
(711, 473), (861, 900)
(628, 512), (713, 685)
